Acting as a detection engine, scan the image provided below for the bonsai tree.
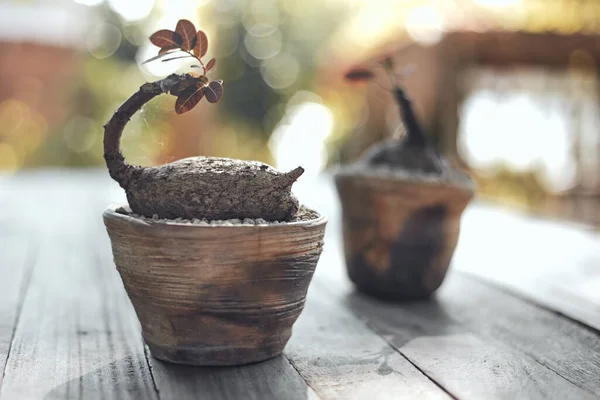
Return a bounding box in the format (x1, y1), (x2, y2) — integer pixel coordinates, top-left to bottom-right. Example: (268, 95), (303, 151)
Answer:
(335, 56), (474, 300)
(344, 57), (446, 174)
(104, 19), (304, 221)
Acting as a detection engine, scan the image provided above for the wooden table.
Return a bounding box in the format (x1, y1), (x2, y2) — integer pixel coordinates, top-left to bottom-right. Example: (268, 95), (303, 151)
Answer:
(0, 170), (599, 400)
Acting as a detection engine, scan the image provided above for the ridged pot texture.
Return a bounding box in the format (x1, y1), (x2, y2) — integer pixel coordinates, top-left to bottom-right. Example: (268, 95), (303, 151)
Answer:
(103, 205), (327, 366)
(335, 172), (473, 300)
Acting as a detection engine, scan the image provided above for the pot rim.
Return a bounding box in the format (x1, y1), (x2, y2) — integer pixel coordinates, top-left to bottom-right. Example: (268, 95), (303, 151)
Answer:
(334, 165), (475, 194)
(103, 203), (327, 229)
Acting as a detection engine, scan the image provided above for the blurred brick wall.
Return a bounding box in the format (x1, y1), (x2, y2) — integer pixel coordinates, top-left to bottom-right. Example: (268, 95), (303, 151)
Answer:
(0, 41), (80, 126)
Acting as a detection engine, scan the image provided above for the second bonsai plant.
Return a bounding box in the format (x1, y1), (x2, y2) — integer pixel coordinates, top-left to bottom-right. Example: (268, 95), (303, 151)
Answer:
(335, 58), (474, 300)
(103, 20), (326, 366)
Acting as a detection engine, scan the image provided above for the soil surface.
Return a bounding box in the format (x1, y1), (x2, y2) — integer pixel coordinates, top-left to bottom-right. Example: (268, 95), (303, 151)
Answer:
(344, 138), (474, 189)
(338, 159), (474, 189)
(114, 204), (321, 225)
(360, 138), (445, 175)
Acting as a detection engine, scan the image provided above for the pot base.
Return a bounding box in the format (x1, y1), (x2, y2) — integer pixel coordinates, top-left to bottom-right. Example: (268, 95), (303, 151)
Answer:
(352, 282), (435, 302)
(146, 341), (283, 367)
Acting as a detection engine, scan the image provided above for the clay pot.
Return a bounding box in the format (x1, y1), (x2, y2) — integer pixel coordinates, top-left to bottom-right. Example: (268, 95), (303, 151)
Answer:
(103, 205), (327, 366)
(335, 169), (474, 300)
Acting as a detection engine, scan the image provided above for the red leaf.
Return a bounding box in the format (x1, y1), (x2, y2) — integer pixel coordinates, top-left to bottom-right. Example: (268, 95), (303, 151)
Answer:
(159, 46), (177, 55)
(204, 80), (223, 104)
(175, 19), (197, 51)
(170, 78), (197, 96)
(344, 68), (375, 82)
(175, 83), (205, 114)
(149, 29), (182, 48)
(194, 30), (208, 58)
(205, 58), (216, 72)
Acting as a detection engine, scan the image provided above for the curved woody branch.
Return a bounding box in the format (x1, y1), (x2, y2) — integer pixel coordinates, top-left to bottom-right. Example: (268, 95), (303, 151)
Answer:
(103, 74), (190, 188)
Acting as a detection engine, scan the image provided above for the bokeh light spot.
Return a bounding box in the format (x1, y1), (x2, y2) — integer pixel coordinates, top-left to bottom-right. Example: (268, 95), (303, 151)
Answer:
(0, 100), (27, 137)
(242, 0), (280, 31)
(86, 22), (122, 59)
(405, 5), (444, 46)
(260, 52), (299, 89)
(0, 143), (21, 172)
(20, 114), (48, 152)
(63, 116), (97, 153)
(244, 29), (282, 60)
(248, 23), (278, 38)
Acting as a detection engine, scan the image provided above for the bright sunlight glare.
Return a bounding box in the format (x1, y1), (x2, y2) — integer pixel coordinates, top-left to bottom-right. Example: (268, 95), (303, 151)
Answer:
(75, 0), (104, 6)
(473, 0), (521, 8)
(137, 44), (186, 78)
(404, 5), (444, 46)
(108, 0), (155, 23)
(269, 101), (334, 196)
(459, 90), (576, 192)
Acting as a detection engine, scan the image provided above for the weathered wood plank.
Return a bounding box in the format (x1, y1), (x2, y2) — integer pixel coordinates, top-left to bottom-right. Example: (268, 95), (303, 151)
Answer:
(400, 333), (595, 400)
(285, 267), (452, 400)
(342, 272), (600, 399)
(0, 231), (158, 400)
(3, 170), (599, 399)
(453, 202), (600, 330)
(0, 232), (36, 390)
(441, 273), (600, 396)
(147, 354), (319, 400)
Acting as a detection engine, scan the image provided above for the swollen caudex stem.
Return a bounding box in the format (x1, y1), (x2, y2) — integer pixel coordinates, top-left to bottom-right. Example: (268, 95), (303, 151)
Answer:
(344, 58), (444, 174)
(103, 20), (304, 221)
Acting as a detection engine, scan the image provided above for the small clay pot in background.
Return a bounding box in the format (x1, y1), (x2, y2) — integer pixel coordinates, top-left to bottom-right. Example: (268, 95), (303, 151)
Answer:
(104, 205), (327, 366)
(335, 167), (474, 300)
(337, 57), (476, 300)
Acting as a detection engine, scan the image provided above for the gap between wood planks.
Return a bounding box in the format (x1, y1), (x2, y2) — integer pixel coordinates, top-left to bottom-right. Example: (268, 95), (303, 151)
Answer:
(454, 271), (600, 397)
(143, 345), (161, 398)
(368, 349), (459, 400)
(305, 278), (459, 400)
(332, 270), (600, 399)
(0, 233), (38, 393)
(459, 271), (600, 336)
(281, 275), (455, 399)
(0, 182), (160, 399)
(283, 352), (321, 398)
